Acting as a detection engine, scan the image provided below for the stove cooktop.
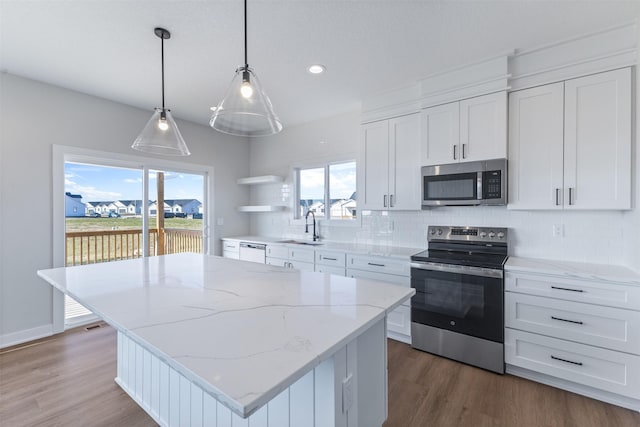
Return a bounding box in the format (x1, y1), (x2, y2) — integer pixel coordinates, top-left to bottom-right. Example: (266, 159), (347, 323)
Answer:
(411, 249), (508, 269)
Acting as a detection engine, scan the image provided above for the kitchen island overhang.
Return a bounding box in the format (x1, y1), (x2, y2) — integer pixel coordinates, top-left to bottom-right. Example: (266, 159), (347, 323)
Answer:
(37, 253), (414, 426)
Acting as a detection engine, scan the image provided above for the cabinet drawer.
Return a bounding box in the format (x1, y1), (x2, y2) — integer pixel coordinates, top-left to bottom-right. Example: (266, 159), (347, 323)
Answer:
(289, 260), (314, 272)
(316, 250), (346, 267)
(222, 250), (239, 260)
(222, 240), (239, 251)
(505, 272), (640, 310)
(266, 245), (288, 259)
(347, 254), (409, 276)
(506, 293), (640, 355)
(347, 268), (410, 288)
(266, 257), (288, 267)
(387, 304), (411, 338)
(316, 265), (346, 276)
(288, 247), (315, 263)
(505, 329), (640, 399)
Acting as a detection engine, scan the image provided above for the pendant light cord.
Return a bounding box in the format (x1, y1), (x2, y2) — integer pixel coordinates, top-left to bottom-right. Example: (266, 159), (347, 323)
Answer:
(161, 34), (166, 111)
(244, 0), (248, 69)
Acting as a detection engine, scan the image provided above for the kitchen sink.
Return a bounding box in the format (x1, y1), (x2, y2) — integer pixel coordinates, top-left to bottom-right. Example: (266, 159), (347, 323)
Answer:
(276, 239), (323, 246)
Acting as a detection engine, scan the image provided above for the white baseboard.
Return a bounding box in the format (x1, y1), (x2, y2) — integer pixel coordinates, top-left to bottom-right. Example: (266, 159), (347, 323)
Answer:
(387, 331), (411, 345)
(0, 324), (54, 349)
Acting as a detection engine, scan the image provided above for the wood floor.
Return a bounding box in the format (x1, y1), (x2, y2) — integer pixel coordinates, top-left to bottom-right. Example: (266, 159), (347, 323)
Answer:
(1, 325), (638, 427)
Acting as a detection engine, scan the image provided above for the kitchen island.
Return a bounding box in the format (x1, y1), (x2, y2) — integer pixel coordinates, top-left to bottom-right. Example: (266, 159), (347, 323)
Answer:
(37, 253), (414, 426)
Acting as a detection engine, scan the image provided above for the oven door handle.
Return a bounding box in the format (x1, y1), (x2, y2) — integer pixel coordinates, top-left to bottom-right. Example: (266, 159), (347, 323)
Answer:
(410, 262), (503, 279)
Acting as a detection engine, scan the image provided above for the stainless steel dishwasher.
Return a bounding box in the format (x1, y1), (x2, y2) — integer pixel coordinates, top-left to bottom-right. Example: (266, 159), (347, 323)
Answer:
(238, 242), (266, 264)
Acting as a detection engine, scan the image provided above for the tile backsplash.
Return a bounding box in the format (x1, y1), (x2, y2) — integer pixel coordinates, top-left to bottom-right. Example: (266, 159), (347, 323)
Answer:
(250, 182), (626, 265)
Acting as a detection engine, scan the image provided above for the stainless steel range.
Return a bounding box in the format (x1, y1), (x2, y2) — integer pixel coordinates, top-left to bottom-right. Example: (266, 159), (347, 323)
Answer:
(410, 225), (508, 374)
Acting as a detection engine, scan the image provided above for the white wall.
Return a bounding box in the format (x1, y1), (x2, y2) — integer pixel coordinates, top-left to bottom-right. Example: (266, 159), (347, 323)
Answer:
(249, 110), (635, 268)
(0, 73), (251, 343)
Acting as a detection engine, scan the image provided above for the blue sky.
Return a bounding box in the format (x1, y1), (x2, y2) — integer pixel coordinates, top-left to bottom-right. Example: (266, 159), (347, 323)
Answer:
(65, 163), (203, 201)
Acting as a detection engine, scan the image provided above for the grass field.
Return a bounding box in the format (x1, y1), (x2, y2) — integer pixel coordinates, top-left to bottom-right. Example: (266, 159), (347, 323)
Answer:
(66, 217), (203, 232)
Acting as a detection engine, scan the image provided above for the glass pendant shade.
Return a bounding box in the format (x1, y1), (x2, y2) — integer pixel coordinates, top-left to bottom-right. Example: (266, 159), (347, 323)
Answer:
(132, 108), (190, 156)
(210, 67), (283, 137)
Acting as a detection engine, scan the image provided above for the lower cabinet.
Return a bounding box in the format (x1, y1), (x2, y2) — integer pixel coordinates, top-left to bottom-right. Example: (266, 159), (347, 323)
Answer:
(222, 239), (239, 259)
(346, 256), (412, 344)
(266, 245), (314, 271)
(505, 270), (640, 410)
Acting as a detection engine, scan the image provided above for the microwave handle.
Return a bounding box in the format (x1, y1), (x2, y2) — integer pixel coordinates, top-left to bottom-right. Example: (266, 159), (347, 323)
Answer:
(477, 171), (483, 200)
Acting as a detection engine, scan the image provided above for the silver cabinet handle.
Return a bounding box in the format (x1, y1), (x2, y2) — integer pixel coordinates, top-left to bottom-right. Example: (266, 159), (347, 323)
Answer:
(368, 262), (385, 267)
(551, 355), (583, 366)
(453, 145), (457, 160)
(551, 316), (584, 325)
(390, 194), (394, 207)
(383, 195), (387, 208)
(551, 286), (584, 293)
(323, 257), (337, 261)
(555, 188), (560, 206)
(568, 187), (574, 205)
(462, 143), (466, 159)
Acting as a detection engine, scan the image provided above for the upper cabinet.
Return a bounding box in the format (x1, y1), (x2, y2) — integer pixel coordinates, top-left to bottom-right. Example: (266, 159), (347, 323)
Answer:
(509, 68), (631, 210)
(421, 91), (507, 166)
(360, 113), (421, 210)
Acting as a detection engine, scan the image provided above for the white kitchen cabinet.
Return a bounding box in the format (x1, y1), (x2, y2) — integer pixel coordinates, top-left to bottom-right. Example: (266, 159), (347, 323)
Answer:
(360, 113), (421, 210)
(315, 250), (347, 276)
(347, 256), (412, 343)
(421, 92), (507, 166)
(508, 68), (631, 210)
(505, 267), (640, 408)
(266, 244), (314, 271)
(222, 239), (240, 259)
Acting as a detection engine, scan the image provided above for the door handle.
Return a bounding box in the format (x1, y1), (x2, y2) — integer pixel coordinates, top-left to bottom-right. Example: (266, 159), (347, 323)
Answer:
(462, 144), (466, 159)
(390, 194), (394, 207)
(555, 188), (560, 206)
(383, 195), (387, 208)
(453, 145), (457, 160)
(568, 187), (574, 205)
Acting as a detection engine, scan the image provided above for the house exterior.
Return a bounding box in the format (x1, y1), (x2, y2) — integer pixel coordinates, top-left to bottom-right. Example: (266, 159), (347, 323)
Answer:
(165, 199), (202, 215)
(64, 192), (85, 217)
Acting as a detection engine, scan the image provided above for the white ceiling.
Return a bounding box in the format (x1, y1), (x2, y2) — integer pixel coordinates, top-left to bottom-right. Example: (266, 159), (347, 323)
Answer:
(2, 1), (639, 130)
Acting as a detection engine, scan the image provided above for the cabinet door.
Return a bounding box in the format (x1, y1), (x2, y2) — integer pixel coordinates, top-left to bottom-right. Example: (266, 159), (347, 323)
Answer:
(564, 68), (631, 210)
(360, 120), (390, 210)
(388, 113), (421, 210)
(459, 91), (507, 162)
(420, 102), (459, 166)
(508, 83), (564, 209)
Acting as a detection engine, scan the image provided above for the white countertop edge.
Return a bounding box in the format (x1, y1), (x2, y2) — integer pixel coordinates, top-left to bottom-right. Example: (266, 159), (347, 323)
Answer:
(37, 270), (414, 418)
(505, 256), (640, 287)
(222, 235), (423, 259)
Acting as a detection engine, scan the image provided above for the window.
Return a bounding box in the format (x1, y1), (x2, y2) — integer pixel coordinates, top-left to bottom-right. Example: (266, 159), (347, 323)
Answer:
(296, 161), (356, 221)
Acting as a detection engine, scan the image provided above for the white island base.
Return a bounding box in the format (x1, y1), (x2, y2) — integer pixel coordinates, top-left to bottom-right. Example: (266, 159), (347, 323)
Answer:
(115, 319), (388, 427)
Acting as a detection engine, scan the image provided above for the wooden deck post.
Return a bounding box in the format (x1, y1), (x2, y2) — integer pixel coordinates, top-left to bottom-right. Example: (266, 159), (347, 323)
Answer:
(157, 172), (165, 255)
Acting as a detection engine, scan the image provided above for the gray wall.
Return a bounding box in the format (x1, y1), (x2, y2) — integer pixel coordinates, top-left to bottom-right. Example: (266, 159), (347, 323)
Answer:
(0, 73), (251, 342)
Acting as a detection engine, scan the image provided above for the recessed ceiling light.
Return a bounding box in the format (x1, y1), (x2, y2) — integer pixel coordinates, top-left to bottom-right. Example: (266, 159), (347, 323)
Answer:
(308, 64), (325, 74)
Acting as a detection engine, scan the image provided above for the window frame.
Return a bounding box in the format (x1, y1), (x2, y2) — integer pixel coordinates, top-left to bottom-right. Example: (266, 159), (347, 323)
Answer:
(293, 159), (359, 227)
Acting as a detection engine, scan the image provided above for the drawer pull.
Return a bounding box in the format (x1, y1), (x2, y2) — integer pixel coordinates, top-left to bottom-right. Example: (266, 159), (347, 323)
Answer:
(551, 286), (584, 293)
(323, 257), (337, 261)
(550, 355), (583, 366)
(368, 262), (385, 267)
(551, 316), (583, 325)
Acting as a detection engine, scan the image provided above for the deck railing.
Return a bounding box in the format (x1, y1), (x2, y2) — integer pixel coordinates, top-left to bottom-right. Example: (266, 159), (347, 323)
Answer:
(65, 228), (202, 266)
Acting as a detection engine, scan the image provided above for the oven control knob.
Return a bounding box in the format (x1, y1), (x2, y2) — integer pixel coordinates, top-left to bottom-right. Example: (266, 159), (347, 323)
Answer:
(437, 229), (443, 236)
(497, 232), (505, 239)
(450, 320), (456, 326)
(479, 231), (487, 238)
(488, 232), (496, 238)
(430, 228), (436, 235)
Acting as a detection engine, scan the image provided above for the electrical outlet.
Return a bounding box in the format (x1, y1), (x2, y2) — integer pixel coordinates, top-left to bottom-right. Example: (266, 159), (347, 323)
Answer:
(552, 224), (563, 237)
(342, 374), (353, 413)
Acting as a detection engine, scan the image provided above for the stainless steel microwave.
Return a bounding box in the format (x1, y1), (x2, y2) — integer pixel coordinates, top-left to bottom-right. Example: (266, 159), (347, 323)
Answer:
(421, 159), (507, 207)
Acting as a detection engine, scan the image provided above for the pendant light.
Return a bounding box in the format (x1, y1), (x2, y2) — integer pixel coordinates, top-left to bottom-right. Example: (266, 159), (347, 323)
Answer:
(132, 28), (190, 156)
(210, 0), (283, 137)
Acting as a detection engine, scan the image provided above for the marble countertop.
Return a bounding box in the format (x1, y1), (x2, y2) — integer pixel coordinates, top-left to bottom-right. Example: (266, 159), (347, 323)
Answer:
(37, 253), (414, 418)
(222, 235), (423, 259)
(505, 256), (640, 286)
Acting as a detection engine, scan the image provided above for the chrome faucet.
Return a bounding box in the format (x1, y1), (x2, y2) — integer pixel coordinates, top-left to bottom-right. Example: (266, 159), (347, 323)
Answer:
(305, 210), (319, 241)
